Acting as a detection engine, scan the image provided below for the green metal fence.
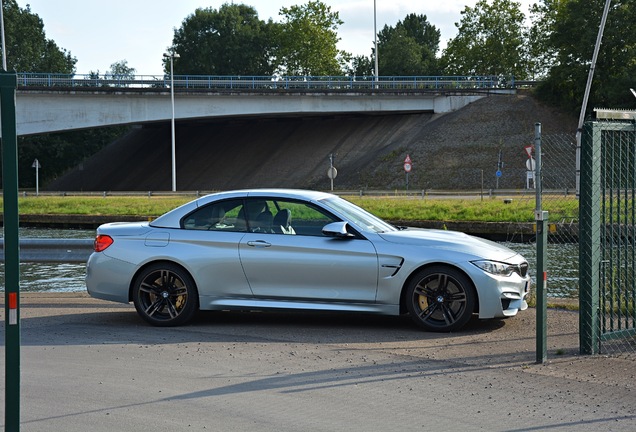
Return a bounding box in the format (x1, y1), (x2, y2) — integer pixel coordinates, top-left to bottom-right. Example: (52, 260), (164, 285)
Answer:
(580, 118), (636, 354)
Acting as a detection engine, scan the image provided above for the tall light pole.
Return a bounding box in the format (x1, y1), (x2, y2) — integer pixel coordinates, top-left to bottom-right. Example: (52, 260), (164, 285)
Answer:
(374, 0), (379, 80)
(1, 0), (7, 70)
(164, 51), (180, 192)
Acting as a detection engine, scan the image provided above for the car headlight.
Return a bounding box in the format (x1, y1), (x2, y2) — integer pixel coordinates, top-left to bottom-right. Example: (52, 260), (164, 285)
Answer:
(471, 260), (516, 277)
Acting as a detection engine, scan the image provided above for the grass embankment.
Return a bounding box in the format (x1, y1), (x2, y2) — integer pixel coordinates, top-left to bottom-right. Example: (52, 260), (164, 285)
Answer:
(6, 194), (579, 222)
(15, 195), (189, 217)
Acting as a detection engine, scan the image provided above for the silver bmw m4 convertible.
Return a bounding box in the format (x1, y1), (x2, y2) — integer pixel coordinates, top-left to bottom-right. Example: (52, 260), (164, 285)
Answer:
(86, 189), (530, 331)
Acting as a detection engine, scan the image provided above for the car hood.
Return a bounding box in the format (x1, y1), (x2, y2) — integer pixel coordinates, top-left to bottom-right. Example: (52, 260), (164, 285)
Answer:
(378, 228), (521, 261)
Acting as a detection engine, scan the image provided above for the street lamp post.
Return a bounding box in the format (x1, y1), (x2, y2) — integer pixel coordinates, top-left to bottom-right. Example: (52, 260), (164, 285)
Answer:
(374, 0), (378, 80)
(163, 51), (180, 192)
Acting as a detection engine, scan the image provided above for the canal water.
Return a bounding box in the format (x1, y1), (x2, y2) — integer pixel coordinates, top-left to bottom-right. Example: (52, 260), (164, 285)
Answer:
(2, 228), (94, 293)
(2, 229), (580, 298)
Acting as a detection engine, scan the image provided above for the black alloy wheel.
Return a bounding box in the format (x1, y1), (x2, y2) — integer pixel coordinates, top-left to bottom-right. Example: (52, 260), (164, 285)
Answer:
(406, 266), (476, 332)
(132, 263), (199, 327)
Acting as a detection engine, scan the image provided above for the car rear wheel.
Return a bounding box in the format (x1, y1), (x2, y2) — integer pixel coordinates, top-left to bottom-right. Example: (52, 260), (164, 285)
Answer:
(132, 263), (198, 327)
(406, 266), (475, 332)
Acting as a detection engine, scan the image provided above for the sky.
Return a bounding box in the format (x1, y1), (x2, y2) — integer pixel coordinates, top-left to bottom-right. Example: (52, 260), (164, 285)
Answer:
(17, 0), (533, 76)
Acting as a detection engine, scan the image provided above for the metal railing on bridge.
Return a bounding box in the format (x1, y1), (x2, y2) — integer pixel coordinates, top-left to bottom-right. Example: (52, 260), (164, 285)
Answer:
(16, 73), (515, 92)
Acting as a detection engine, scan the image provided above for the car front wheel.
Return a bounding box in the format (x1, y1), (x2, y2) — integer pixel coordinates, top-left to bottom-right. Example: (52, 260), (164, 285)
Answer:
(132, 263), (199, 327)
(406, 266), (476, 332)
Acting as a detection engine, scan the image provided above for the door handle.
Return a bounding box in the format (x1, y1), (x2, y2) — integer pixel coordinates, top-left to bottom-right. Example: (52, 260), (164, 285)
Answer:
(247, 240), (271, 248)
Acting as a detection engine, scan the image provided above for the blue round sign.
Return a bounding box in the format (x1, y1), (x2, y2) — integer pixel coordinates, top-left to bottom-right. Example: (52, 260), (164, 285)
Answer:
(496, 170), (502, 177)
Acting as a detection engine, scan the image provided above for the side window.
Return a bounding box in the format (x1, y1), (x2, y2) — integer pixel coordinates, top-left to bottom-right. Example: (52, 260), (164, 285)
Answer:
(241, 199), (274, 233)
(183, 198), (339, 237)
(270, 199), (338, 237)
(182, 199), (246, 232)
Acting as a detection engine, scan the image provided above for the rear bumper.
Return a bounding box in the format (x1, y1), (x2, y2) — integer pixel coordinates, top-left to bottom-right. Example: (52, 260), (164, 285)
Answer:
(85, 252), (135, 303)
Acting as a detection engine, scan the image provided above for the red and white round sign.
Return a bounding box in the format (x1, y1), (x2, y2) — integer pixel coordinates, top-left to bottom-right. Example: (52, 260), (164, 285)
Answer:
(404, 155), (412, 173)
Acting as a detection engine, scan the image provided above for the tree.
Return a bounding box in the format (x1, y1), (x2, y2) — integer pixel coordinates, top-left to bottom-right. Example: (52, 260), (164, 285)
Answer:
(106, 60), (136, 79)
(2, 0), (76, 73)
(102, 60), (136, 87)
(441, 0), (528, 78)
(376, 14), (440, 76)
(347, 55), (374, 77)
(378, 28), (426, 76)
(18, 126), (130, 188)
(169, 3), (276, 76)
(276, 1), (348, 76)
(526, 0), (562, 80)
(0, 1), (113, 189)
(534, 0), (636, 115)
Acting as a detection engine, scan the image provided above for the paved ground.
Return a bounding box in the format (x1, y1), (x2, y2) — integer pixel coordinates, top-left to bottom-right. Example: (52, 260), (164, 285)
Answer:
(1, 293), (635, 431)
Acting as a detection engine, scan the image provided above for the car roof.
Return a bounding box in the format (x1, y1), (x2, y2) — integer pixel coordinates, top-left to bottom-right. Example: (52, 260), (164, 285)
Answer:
(151, 189), (336, 228)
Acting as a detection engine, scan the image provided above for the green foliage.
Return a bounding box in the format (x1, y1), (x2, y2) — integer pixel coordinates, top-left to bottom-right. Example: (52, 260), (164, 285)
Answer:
(526, 0), (561, 79)
(378, 29), (432, 76)
(0, 0), (126, 189)
(105, 60), (136, 81)
(15, 196), (187, 216)
(534, 0), (636, 116)
(347, 55), (374, 77)
(18, 126), (131, 188)
(2, 0), (76, 73)
(170, 3), (277, 75)
(276, 1), (347, 75)
(377, 14), (440, 76)
(441, 0), (528, 78)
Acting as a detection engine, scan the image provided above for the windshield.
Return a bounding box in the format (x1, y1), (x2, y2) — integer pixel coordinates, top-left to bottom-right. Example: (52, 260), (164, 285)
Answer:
(320, 196), (398, 234)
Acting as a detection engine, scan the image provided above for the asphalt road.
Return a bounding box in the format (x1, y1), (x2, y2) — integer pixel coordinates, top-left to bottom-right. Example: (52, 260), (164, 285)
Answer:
(1, 293), (635, 431)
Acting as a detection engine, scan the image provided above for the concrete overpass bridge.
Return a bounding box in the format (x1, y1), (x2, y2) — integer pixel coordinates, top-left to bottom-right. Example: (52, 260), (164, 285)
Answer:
(9, 73), (515, 136)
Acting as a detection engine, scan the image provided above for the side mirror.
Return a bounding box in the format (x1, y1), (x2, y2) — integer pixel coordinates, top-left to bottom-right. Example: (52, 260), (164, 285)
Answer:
(322, 221), (355, 238)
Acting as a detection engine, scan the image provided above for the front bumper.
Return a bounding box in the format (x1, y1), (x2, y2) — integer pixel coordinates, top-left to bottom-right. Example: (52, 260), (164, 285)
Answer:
(473, 270), (531, 319)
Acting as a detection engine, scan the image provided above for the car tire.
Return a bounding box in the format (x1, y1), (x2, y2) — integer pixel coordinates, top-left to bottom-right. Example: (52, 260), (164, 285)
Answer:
(405, 265), (476, 332)
(132, 262), (199, 327)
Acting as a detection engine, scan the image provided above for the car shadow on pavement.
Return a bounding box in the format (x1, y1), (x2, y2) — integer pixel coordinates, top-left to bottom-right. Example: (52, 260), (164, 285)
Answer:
(13, 300), (512, 348)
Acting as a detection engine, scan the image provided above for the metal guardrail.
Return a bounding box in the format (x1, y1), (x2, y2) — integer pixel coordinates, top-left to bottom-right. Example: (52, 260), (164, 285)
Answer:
(15, 73), (515, 91)
(0, 239), (93, 263)
(16, 188), (576, 198)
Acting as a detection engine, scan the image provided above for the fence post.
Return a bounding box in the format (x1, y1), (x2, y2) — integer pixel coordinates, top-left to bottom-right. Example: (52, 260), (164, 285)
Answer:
(535, 122), (549, 363)
(1, 70), (20, 432)
(579, 121), (601, 354)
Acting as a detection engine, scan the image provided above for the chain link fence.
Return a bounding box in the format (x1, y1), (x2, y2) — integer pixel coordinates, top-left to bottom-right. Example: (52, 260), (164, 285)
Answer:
(489, 122), (636, 357)
(537, 133), (579, 302)
(580, 119), (636, 355)
(530, 122), (636, 356)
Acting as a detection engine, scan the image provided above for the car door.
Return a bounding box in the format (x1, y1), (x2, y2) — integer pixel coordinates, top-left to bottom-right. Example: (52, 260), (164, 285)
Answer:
(238, 198), (379, 302)
(178, 199), (253, 298)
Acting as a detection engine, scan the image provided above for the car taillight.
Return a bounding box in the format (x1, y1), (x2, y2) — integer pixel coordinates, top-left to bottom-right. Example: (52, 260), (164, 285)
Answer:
(94, 235), (114, 252)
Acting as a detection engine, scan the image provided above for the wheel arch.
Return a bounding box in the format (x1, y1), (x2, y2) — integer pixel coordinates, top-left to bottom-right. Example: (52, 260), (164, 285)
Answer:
(398, 262), (480, 315)
(128, 259), (199, 303)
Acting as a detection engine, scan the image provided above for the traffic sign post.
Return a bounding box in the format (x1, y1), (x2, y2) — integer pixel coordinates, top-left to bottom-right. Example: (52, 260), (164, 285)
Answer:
(404, 155), (412, 190)
(496, 149), (503, 189)
(327, 166), (337, 191)
(32, 158), (41, 196)
(524, 145), (535, 189)
(327, 153), (337, 191)
(526, 157), (536, 189)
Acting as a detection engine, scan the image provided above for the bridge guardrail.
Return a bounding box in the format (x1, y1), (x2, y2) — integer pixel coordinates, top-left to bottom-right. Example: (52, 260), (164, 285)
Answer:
(16, 73), (515, 92)
(0, 239), (93, 263)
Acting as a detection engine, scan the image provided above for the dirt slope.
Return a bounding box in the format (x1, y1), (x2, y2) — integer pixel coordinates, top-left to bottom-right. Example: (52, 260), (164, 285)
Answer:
(47, 92), (577, 192)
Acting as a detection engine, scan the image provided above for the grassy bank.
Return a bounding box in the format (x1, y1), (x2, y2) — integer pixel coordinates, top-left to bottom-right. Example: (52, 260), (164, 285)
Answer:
(3, 194), (579, 223)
